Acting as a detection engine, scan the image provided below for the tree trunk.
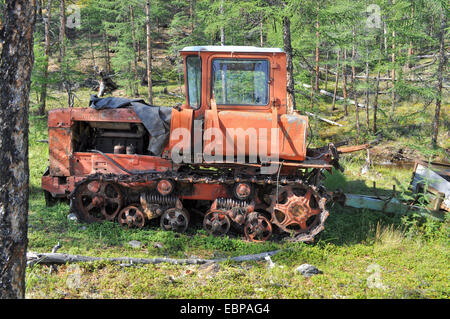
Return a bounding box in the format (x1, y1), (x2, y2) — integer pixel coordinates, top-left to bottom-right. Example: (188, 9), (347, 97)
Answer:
(407, 4), (415, 69)
(365, 41), (370, 131)
(314, 18), (320, 91)
(58, 0), (65, 63)
(220, 0), (225, 45)
(283, 16), (295, 113)
(130, 5), (139, 97)
(432, 5), (446, 146)
(351, 28), (360, 137)
(391, 0), (396, 113)
(58, 0), (66, 91)
(87, 13), (96, 69)
(145, 0), (153, 104)
(324, 51), (329, 91)
(38, 0), (52, 115)
(331, 49), (340, 111)
(0, 0), (36, 299)
(342, 49), (348, 116)
(373, 70), (380, 133)
(309, 69), (314, 109)
(103, 29), (111, 74)
(259, 13), (264, 47)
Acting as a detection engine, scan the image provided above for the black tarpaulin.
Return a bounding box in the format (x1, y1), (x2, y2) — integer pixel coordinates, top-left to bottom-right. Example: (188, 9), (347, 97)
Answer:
(88, 95), (172, 156)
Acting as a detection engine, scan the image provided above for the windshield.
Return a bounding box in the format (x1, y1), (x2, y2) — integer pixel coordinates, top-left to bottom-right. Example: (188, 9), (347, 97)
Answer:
(186, 56), (201, 109)
(212, 59), (269, 106)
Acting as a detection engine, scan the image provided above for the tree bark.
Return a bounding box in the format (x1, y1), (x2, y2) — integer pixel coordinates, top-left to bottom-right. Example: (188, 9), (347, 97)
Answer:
(259, 13), (264, 47)
(331, 49), (340, 111)
(87, 12), (96, 69)
(324, 51), (329, 91)
(373, 70), (380, 133)
(38, 0), (52, 115)
(145, 0), (153, 104)
(391, 0), (396, 113)
(102, 29), (111, 74)
(365, 41), (370, 130)
(58, 0), (65, 63)
(432, 5), (446, 146)
(0, 0), (36, 299)
(283, 16), (295, 113)
(130, 5), (139, 97)
(342, 49), (348, 116)
(351, 28), (360, 137)
(314, 18), (320, 91)
(220, 0), (225, 45)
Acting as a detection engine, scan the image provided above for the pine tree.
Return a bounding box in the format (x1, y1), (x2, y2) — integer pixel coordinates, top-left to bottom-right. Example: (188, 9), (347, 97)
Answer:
(0, 0), (36, 299)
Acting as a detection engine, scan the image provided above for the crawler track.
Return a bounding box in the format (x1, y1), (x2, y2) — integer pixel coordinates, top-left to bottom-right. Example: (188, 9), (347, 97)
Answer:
(70, 168), (330, 242)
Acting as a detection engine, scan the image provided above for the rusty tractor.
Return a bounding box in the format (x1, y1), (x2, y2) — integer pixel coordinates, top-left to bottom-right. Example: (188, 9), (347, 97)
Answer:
(42, 46), (346, 242)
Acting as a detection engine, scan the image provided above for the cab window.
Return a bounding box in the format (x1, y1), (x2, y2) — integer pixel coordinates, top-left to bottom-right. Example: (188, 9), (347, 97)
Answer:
(212, 59), (269, 106)
(186, 56), (202, 109)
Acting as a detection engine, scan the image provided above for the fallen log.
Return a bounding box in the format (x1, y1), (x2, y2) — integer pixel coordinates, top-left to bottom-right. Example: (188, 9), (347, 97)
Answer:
(304, 111), (343, 127)
(302, 83), (370, 109)
(27, 249), (284, 267)
(162, 87), (184, 99)
(337, 143), (370, 154)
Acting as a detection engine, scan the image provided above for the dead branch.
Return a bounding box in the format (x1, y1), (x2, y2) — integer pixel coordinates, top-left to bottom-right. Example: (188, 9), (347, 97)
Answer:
(302, 83), (369, 109)
(304, 111), (343, 127)
(162, 87), (184, 99)
(26, 249), (284, 267)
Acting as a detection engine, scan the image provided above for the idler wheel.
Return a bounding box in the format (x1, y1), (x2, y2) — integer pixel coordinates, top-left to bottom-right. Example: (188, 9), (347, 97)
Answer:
(72, 181), (123, 223)
(118, 205), (146, 229)
(160, 208), (190, 233)
(244, 213), (272, 242)
(203, 210), (231, 236)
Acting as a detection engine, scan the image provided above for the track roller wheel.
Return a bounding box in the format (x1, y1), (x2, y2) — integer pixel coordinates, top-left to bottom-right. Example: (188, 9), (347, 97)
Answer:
(118, 205), (146, 229)
(244, 212), (272, 242)
(160, 208), (190, 233)
(203, 210), (231, 236)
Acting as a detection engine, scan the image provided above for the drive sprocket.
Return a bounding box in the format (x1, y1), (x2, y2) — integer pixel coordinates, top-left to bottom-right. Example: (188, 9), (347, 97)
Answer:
(71, 180), (123, 223)
(268, 184), (329, 242)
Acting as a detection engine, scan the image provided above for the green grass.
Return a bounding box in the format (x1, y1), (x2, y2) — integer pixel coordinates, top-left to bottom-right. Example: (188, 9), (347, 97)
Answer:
(25, 86), (449, 299)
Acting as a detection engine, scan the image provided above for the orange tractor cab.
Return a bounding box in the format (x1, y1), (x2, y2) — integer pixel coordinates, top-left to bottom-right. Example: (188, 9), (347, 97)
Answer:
(42, 46), (341, 242)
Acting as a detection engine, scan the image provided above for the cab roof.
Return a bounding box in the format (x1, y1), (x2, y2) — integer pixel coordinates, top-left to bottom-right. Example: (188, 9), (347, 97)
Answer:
(180, 45), (284, 53)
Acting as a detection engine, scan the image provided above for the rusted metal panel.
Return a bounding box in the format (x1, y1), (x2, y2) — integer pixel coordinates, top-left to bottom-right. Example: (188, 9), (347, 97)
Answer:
(203, 110), (307, 161)
(166, 108), (193, 159)
(71, 152), (172, 176)
(70, 107), (141, 123)
(48, 127), (72, 176)
(41, 175), (82, 196)
(48, 108), (72, 128)
(181, 183), (229, 201)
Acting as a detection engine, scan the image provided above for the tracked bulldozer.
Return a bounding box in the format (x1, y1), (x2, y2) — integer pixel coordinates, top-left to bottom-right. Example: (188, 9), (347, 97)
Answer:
(42, 46), (345, 242)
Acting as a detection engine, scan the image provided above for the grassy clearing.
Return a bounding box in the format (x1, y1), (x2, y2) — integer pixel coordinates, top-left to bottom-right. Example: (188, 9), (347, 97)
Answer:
(25, 87), (449, 299)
